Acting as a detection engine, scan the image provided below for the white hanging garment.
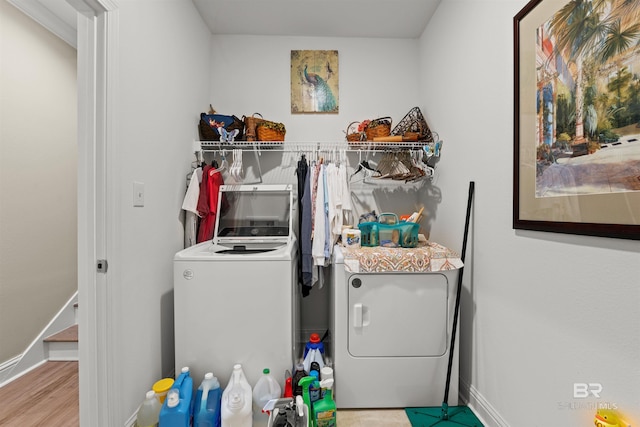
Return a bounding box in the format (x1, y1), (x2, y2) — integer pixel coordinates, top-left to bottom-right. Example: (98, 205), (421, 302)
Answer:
(182, 167), (202, 248)
(312, 163), (327, 268)
(338, 162), (352, 225)
(182, 167), (203, 214)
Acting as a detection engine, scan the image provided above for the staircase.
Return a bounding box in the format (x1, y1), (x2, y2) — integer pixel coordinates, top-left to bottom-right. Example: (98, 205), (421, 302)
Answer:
(0, 294), (78, 388)
(43, 302), (78, 361)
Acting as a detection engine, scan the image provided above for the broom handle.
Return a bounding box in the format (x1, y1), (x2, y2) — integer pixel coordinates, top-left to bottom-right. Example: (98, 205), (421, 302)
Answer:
(443, 181), (474, 405)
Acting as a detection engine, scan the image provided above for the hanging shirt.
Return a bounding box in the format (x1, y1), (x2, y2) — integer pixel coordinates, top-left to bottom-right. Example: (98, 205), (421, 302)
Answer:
(323, 164), (331, 260)
(197, 164), (213, 218)
(325, 163), (341, 249)
(338, 163), (352, 226)
(310, 161), (321, 238)
(309, 165), (319, 287)
(296, 156), (309, 290)
(197, 167), (227, 243)
(300, 164), (313, 291)
(182, 167), (202, 248)
(312, 163), (327, 267)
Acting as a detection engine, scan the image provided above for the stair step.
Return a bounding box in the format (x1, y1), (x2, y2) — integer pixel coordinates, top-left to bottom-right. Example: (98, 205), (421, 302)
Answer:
(44, 324), (78, 343)
(45, 325), (78, 361)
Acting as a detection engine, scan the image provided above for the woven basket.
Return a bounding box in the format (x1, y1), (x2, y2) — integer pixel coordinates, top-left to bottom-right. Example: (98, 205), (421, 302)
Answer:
(243, 113), (265, 142)
(256, 121), (286, 142)
(391, 107), (433, 142)
(365, 117), (392, 141)
(346, 121), (364, 142)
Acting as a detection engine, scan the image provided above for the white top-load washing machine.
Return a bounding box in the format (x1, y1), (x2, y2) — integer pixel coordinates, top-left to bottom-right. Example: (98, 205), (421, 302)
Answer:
(331, 245), (460, 408)
(173, 184), (298, 395)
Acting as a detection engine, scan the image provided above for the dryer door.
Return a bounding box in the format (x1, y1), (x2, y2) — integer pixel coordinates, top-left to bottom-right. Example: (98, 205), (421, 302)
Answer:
(348, 273), (448, 357)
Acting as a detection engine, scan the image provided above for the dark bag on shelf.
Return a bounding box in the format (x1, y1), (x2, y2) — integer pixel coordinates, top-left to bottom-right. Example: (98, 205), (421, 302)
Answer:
(198, 113), (245, 141)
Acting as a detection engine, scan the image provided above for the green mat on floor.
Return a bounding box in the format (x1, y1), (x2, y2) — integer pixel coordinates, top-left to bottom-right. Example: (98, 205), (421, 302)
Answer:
(405, 404), (484, 427)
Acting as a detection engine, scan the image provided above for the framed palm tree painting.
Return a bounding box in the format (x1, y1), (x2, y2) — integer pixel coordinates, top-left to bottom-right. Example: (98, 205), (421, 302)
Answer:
(514, 0), (640, 240)
(291, 50), (339, 114)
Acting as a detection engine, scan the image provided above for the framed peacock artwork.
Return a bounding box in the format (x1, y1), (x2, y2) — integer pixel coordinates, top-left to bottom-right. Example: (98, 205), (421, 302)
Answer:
(291, 50), (339, 114)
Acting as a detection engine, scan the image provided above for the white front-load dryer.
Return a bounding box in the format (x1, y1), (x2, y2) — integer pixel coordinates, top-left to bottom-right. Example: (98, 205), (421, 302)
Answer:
(331, 245), (460, 408)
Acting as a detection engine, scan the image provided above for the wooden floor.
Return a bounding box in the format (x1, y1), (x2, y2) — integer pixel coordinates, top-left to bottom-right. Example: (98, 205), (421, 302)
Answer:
(0, 361), (78, 427)
(0, 360), (411, 426)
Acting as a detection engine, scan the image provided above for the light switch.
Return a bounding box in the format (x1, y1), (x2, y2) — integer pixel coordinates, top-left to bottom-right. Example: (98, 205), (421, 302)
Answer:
(133, 182), (144, 207)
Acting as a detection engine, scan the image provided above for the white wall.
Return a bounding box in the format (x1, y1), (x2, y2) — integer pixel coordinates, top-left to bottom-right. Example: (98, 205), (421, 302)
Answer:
(0, 1), (77, 366)
(207, 35), (433, 225)
(111, 0), (212, 421)
(209, 35), (421, 142)
(420, 1), (640, 426)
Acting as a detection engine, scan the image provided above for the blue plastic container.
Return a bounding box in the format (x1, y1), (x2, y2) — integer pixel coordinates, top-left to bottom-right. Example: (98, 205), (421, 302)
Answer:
(303, 333), (325, 359)
(159, 367), (194, 427)
(358, 221), (419, 248)
(193, 373), (222, 427)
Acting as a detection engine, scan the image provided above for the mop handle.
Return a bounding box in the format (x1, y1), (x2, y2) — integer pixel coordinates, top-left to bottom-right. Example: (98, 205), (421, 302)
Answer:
(443, 181), (474, 405)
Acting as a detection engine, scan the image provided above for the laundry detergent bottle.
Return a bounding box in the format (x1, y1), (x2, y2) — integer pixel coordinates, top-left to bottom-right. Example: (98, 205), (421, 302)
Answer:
(159, 367), (194, 427)
(302, 333), (325, 373)
(221, 364), (252, 427)
(194, 372), (222, 427)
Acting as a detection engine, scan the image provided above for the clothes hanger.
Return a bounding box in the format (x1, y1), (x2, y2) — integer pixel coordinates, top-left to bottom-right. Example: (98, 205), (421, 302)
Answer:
(209, 151), (227, 177)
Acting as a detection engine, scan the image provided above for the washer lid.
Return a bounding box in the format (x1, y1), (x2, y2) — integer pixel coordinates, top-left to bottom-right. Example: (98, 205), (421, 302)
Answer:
(213, 184), (294, 247)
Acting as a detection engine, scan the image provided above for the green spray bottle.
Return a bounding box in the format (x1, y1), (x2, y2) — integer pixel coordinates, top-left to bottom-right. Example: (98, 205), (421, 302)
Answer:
(312, 387), (336, 427)
(298, 376), (316, 427)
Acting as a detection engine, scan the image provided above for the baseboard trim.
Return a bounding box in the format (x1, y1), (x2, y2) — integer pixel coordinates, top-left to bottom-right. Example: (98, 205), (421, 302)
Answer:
(0, 359), (47, 389)
(459, 377), (510, 427)
(0, 355), (22, 384)
(124, 410), (137, 427)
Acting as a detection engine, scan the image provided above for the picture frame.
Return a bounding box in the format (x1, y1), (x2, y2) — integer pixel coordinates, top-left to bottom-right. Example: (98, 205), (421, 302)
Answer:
(513, 0), (640, 240)
(291, 50), (339, 114)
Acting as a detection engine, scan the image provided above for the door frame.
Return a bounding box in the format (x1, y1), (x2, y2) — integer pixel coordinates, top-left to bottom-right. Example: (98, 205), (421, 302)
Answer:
(10, 0), (120, 424)
(73, 1), (119, 425)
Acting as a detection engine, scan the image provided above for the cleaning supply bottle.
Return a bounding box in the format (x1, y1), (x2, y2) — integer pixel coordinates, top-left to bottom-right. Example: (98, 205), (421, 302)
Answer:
(303, 333), (325, 359)
(153, 378), (175, 405)
(253, 368), (282, 414)
(291, 363), (307, 397)
(159, 366), (194, 427)
(319, 367), (333, 399)
(137, 390), (162, 427)
(194, 372), (222, 427)
(312, 389), (336, 427)
(302, 333), (325, 373)
(283, 375), (293, 398)
(221, 364), (252, 427)
(308, 370), (320, 403)
(298, 376), (316, 427)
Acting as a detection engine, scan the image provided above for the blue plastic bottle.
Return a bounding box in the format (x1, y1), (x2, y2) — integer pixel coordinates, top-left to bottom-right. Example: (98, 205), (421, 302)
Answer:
(308, 370), (320, 403)
(194, 372), (222, 427)
(303, 333), (325, 359)
(303, 333), (325, 373)
(159, 367), (194, 427)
